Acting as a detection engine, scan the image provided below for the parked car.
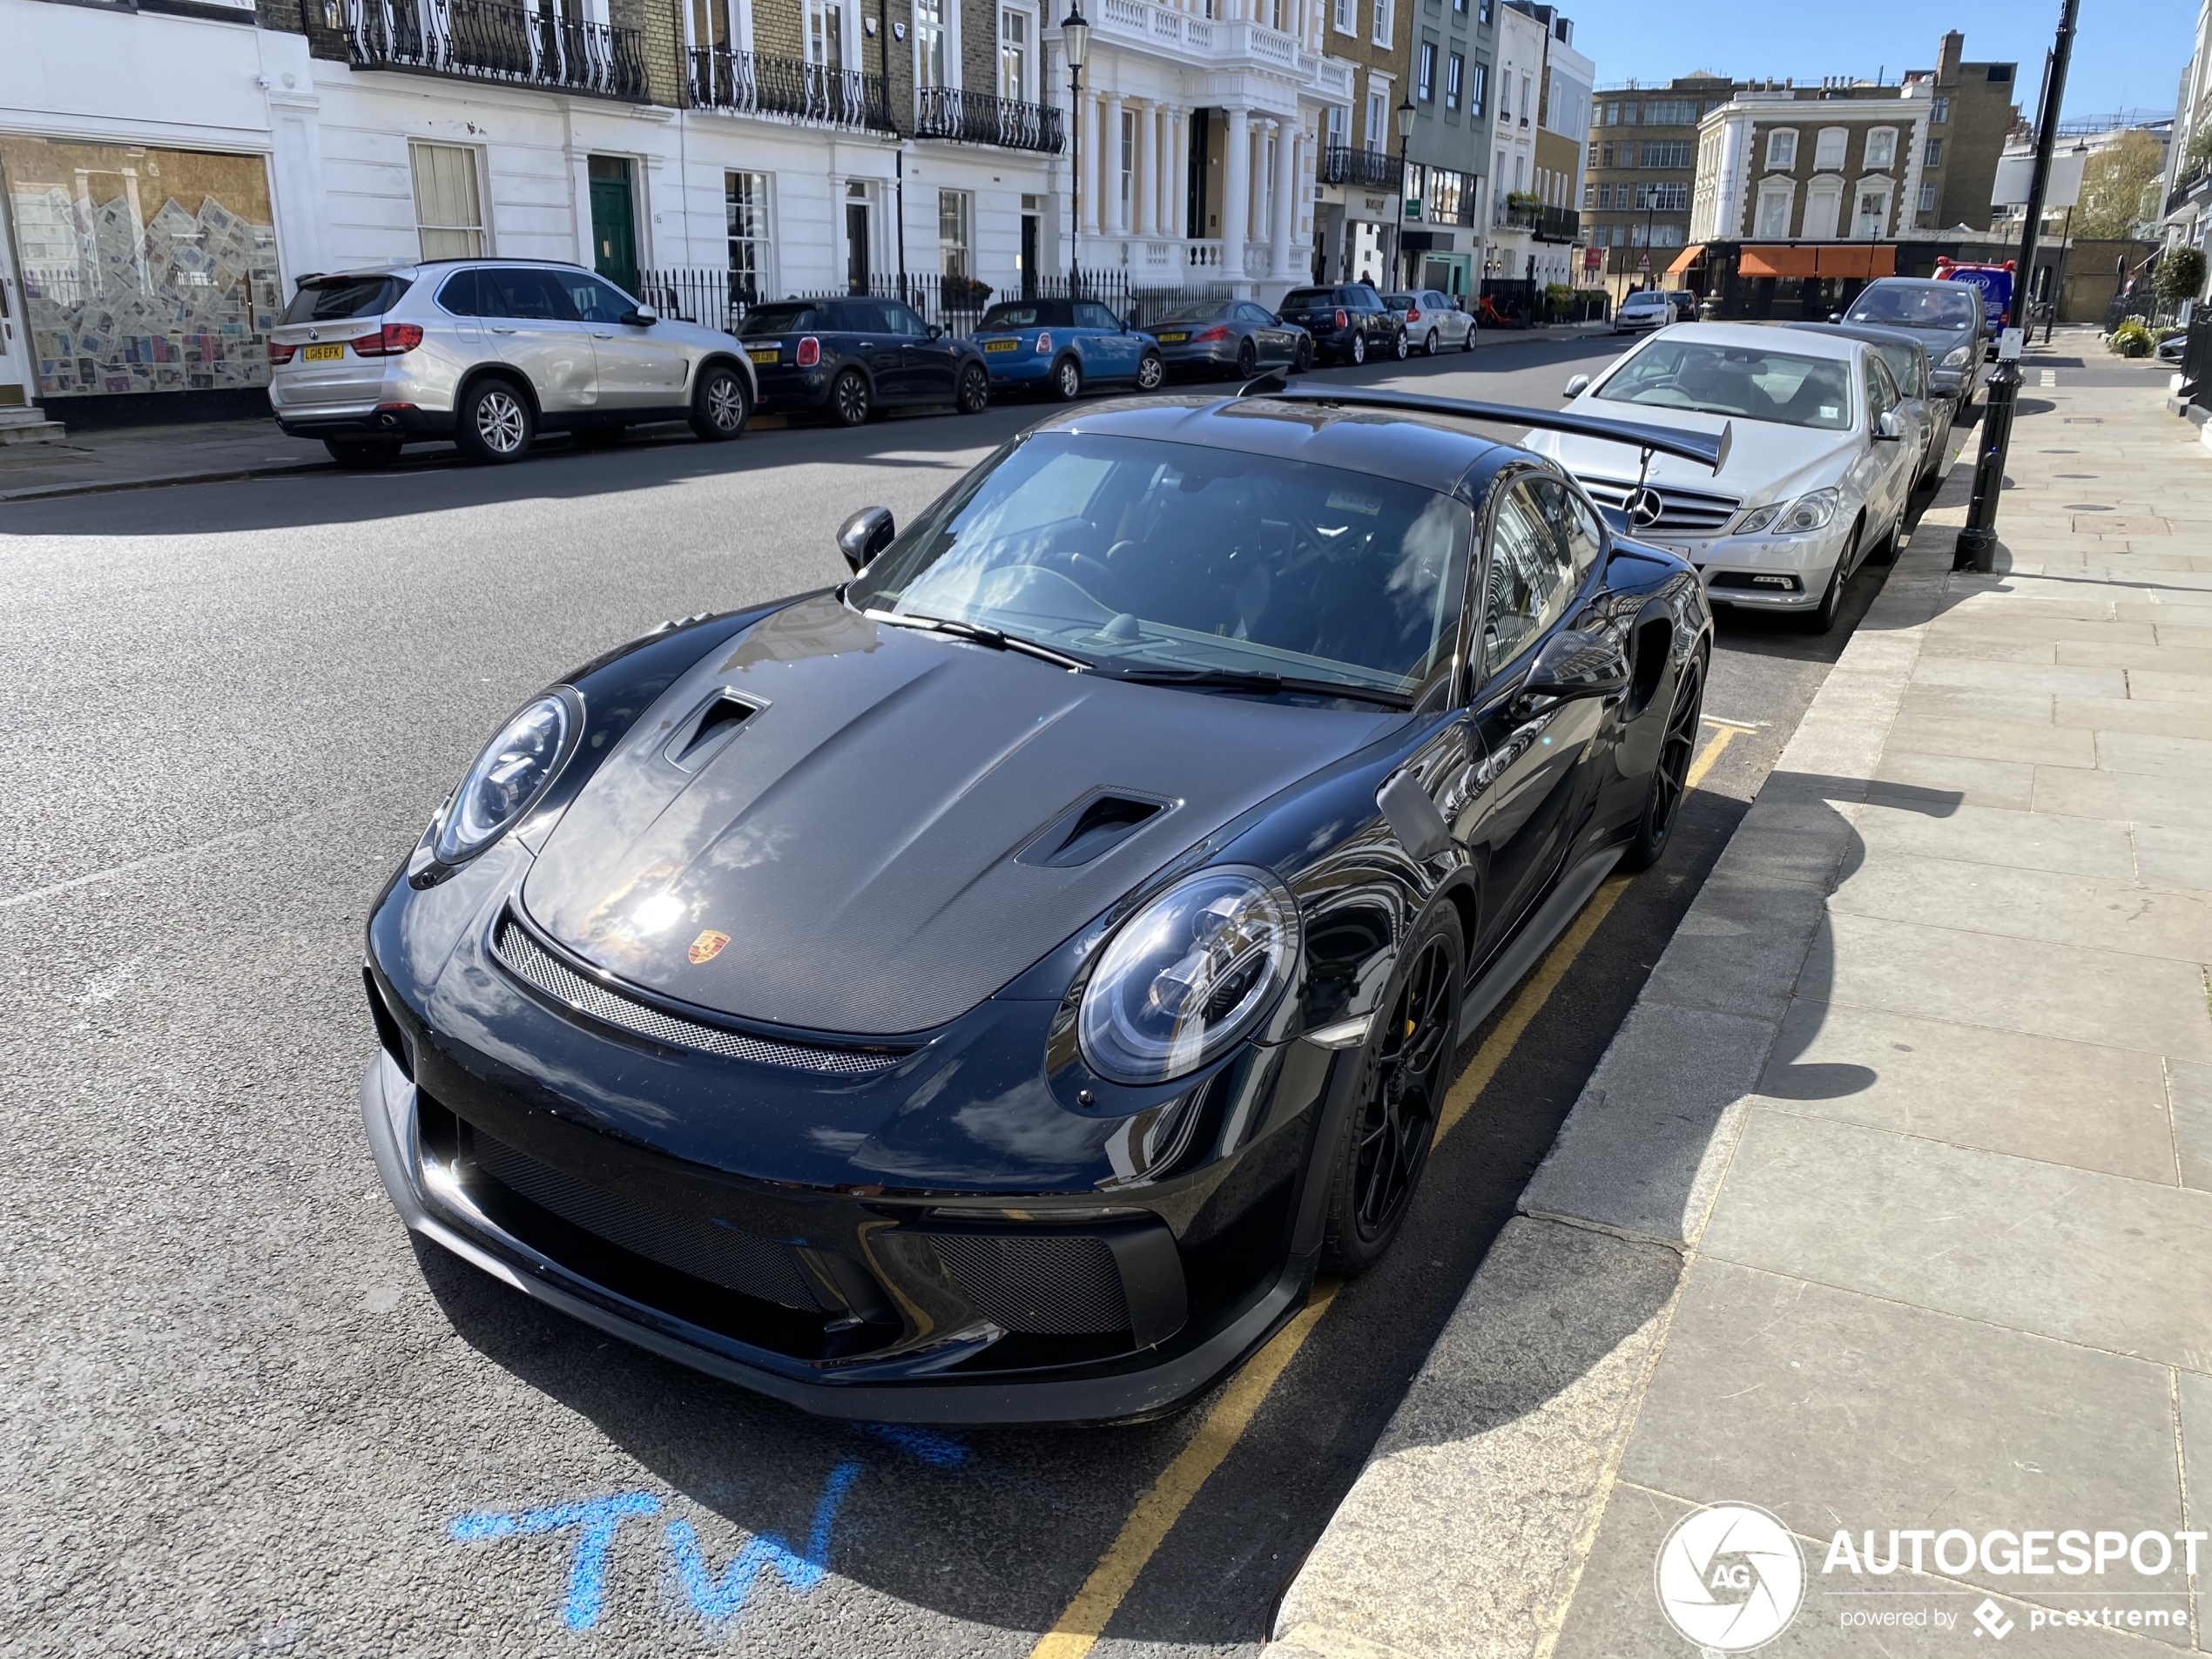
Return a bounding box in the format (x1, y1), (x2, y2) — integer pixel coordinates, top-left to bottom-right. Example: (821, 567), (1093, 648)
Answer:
(969, 298), (1165, 400)
(1534, 321), (1919, 632)
(1613, 290), (1676, 334)
(269, 260), (757, 466)
(1842, 277), (1987, 412)
(737, 297), (990, 427)
(1664, 290), (1702, 322)
(2156, 330), (2189, 363)
(361, 381), (1717, 1422)
(1147, 299), (1312, 379)
(1277, 284), (1407, 365)
(1782, 320), (1953, 489)
(1383, 290), (1477, 355)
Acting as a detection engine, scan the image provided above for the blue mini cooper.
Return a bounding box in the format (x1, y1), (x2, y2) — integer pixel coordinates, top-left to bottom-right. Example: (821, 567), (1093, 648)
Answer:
(972, 298), (1166, 400)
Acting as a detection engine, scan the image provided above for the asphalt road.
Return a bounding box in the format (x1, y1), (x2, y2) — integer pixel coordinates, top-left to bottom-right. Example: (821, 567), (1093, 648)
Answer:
(0, 334), (1935, 1659)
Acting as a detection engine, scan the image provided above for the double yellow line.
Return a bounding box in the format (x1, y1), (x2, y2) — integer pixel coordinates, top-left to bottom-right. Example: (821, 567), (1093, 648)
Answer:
(1026, 724), (1743, 1659)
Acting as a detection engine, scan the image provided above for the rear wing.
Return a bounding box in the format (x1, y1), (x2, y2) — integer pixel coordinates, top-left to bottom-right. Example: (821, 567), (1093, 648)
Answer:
(1233, 376), (1732, 474)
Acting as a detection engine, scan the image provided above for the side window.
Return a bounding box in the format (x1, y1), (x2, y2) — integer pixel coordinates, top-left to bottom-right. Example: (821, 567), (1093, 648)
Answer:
(563, 274), (637, 324)
(887, 303), (930, 337)
(1480, 478), (1577, 676)
(484, 269), (577, 321)
(1527, 475), (1606, 579)
(1864, 353), (1897, 418)
(436, 269), (486, 316)
(1075, 301), (1118, 330)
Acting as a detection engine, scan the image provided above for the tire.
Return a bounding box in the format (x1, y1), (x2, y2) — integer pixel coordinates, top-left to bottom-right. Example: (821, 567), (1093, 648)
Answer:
(1050, 355), (1082, 401)
(1294, 338), (1313, 372)
(1618, 645), (1705, 872)
(830, 368), (871, 427)
(1797, 526), (1857, 634)
(1348, 330), (1367, 367)
(1135, 350), (1164, 392)
(1865, 513), (1903, 566)
(1235, 339), (1258, 381)
(956, 361), (991, 414)
(455, 377), (534, 464)
(1423, 328), (1439, 356)
(689, 363), (750, 442)
(323, 437), (400, 468)
(1392, 328), (1410, 361)
(1461, 323), (1476, 353)
(1319, 902), (1465, 1277)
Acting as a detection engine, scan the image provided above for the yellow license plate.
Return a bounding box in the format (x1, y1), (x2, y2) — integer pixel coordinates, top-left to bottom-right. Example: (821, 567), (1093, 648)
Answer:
(1156, 332), (1189, 343)
(747, 347), (779, 366)
(983, 339), (1020, 352)
(301, 343), (346, 362)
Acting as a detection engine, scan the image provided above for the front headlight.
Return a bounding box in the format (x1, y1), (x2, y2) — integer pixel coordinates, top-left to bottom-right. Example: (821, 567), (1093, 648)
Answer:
(1942, 346), (1971, 368)
(1733, 502), (1785, 536)
(1078, 868), (1300, 1085)
(433, 692), (576, 864)
(1776, 488), (1841, 534)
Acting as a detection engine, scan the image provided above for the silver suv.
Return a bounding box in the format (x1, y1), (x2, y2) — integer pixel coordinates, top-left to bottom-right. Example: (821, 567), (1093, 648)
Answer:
(267, 260), (757, 466)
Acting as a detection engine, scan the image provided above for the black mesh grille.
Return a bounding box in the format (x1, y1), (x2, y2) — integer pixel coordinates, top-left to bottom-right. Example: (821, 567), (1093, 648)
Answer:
(930, 1234), (1130, 1335)
(470, 1129), (822, 1311)
(492, 916), (904, 1076)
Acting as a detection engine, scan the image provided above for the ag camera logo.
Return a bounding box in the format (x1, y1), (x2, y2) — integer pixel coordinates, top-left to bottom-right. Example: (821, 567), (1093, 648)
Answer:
(1655, 1502), (1806, 1651)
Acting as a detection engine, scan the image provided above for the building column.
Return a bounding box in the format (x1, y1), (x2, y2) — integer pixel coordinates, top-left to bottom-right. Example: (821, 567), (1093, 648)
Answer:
(1249, 123), (1271, 245)
(1154, 104), (1173, 239)
(1082, 91), (1103, 235)
(1271, 119), (1298, 275)
(1170, 107), (1190, 240)
(1102, 93), (1127, 234)
(1222, 105), (1251, 277)
(1131, 99), (1155, 237)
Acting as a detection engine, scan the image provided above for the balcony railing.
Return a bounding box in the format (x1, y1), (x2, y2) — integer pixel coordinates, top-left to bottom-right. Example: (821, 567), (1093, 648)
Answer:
(689, 47), (890, 131)
(914, 85), (1064, 152)
(1534, 205), (1580, 242)
(342, 0), (648, 100)
(2167, 163), (2211, 218)
(1320, 145), (1405, 191)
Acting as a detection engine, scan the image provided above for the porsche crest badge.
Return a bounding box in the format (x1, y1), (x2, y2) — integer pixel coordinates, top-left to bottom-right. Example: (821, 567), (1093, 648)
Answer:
(688, 929), (731, 965)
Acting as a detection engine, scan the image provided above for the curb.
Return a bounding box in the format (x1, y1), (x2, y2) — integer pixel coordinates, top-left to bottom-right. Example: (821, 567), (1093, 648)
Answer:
(0, 459), (331, 504)
(1263, 446), (1979, 1659)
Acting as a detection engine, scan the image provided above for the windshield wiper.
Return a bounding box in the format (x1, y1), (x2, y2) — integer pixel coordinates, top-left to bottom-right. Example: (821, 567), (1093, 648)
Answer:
(863, 609), (1094, 671)
(1102, 664), (1413, 709)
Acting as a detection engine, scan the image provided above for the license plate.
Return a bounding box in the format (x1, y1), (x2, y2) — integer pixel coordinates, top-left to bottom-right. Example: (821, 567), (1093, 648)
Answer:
(983, 339), (1020, 352)
(1156, 332), (1189, 343)
(746, 347), (779, 366)
(301, 343), (346, 362)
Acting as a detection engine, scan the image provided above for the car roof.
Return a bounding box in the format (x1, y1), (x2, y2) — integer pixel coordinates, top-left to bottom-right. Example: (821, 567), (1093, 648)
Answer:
(1781, 319), (1929, 354)
(303, 258), (592, 283)
(1857, 276), (1958, 291)
(1022, 395), (1520, 496)
(1647, 320), (1859, 360)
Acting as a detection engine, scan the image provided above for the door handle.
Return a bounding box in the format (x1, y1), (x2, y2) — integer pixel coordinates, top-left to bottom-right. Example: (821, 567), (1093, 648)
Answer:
(491, 326), (517, 334)
(591, 332), (613, 340)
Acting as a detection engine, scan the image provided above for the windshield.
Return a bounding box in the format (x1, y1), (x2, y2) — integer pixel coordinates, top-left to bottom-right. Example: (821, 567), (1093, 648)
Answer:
(1846, 284), (1979, 329)
(1385, 295), (1414, 310)
(1281, 289), (1336, 309)
(1622, 292), (1666, 307)
(1152, 301), (1231, 325)
(284, 276), (408, 323)
(1596, 340), (1853, 430)
(738, 304), (819, 336)
(979, 301), (1069, 329)
(846, 431), (1467, 698)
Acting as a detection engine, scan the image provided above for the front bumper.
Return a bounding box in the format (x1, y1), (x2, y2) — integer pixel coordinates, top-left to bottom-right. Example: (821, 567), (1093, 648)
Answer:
(1647, 519), (1855, 612)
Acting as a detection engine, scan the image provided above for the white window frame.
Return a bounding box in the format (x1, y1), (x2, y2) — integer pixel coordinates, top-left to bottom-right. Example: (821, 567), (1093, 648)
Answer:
(1366, 89), (1387, 148)
(685, 0), (752, 52)
(1802, 178), (1842, 239)
(1854, 181), (1892, 237)
(1417, 41), (1435, 102)
(937, 187), (974, 277)
(1332, 0), (1355, 35)
(1813, 125), (1848, 170)
(806, 0), (852, 69)
(1764, 127), (1797, 169)
(913, 0), (954, 90)
(1468, 61), (1487, 118)
(725, 169), (772, 300)
(1118, 107), (1136, 218)
(1370, 0), (1391, 49)
(1918, 179), (1939, 213)
(1863, 126), (1897, 169)
(1445, 53), (1462, 111)
(998, 4), (1035, 102)
(409, 141), (486, 260)
(1754, 182), (1794, 238)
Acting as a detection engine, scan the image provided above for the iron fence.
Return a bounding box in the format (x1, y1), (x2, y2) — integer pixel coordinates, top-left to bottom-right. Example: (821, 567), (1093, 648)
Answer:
(2180, 314), (2212, 412)
(687, 46), (890, 131)
(1319, 145), (1404, 191)
(342, 0), (647, 100)
(913, 86), (1064, 153)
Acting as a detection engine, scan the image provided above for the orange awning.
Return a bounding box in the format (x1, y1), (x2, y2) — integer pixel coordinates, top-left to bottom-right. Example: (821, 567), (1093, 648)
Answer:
(1738, 244), (1898, 280)
(1664, 244), (1706, 275)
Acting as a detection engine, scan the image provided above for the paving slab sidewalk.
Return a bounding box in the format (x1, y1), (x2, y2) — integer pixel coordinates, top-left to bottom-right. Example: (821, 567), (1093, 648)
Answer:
(1271, 338), (2212, 1658)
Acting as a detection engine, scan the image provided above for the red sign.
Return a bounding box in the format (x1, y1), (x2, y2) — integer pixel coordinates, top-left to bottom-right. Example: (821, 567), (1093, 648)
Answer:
(1582, 248), (1602, 269)
(1636, 253), (1652, 273)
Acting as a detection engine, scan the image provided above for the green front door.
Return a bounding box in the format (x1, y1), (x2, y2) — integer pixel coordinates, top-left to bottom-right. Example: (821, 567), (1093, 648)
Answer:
(588, 156), (637, 295)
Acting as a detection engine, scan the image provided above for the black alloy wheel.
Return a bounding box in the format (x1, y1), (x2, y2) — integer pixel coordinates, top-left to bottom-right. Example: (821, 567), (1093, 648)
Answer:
(690, 364), (750, 442)
(1621, 648), (1704, 872)
(1235, 339), (1258, 381)
(1294, 337), (1313, 371)
(1135, 351), (1164, 392)
(1348, 330), (1367, 367)
(1051, 356), (1082, 401)
(455, 377), (534, 464)
(831, 368), (872, 428)
(1323, 908), (1463, 1275)
(956, 361), (991, 414)
(323, 438), (401, 468)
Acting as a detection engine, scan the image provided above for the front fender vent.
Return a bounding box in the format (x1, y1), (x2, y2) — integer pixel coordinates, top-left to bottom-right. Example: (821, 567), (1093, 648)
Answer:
(492, 914), (906, 1076)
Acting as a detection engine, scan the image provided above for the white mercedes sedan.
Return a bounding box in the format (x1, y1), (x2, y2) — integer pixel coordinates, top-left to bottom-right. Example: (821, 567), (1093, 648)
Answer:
(1527, 323), (1920, 632)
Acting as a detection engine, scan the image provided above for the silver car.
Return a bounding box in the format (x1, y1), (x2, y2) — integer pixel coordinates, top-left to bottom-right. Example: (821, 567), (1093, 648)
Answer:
(267, 260), (758, 466)
(1383, 290), (1477, 355)
(1613, 290), (1677, 335)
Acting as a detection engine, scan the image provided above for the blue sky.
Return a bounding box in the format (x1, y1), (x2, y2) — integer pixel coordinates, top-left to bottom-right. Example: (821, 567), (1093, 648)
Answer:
(1567, 0), (2198, 125)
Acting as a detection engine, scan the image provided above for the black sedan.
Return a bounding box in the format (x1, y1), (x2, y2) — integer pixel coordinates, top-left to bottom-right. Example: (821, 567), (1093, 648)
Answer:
(361, 383), (1718, 1422)
(1148, 299), (1313, 380)
(738, 296), (992, 425)
(1278, 285), (1409, 366)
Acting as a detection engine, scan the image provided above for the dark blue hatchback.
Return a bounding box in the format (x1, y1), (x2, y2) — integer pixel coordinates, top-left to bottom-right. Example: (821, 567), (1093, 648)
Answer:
(971, 298), (1165, 400)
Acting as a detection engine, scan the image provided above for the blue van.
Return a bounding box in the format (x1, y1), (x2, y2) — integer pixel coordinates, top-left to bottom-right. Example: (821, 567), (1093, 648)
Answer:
(972, 299), (1165, 399)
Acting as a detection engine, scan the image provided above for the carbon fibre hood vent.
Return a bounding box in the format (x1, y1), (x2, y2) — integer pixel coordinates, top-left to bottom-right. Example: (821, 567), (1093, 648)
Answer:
(1016, 791), (1173, 868)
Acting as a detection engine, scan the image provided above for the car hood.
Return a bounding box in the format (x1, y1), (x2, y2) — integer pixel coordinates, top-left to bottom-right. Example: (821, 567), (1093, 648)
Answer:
(521, 597), (1394, 1035)
(1531, 403), (1852, 505)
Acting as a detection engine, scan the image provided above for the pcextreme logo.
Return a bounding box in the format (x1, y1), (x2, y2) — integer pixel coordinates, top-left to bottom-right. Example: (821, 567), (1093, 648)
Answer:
(1655, 1502), (1807, 1651)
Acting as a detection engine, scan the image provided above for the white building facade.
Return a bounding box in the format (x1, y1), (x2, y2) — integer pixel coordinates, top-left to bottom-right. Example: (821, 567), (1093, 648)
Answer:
(1690, 85), (1934, 245)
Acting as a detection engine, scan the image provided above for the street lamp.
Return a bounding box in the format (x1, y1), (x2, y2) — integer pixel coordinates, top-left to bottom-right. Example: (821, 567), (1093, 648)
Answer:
(1391, 95), (1416, 290)
(1062, 4), (1089, 290)
(1955, 0), (2079, 570)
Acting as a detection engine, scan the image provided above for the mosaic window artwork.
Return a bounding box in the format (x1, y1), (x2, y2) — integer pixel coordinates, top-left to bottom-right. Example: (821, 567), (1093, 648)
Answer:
(1, 138), (280, 399)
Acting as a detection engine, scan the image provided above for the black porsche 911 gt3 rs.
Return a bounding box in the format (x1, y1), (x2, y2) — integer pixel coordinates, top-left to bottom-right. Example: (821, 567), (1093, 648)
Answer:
(361, 381), (1721, 1423)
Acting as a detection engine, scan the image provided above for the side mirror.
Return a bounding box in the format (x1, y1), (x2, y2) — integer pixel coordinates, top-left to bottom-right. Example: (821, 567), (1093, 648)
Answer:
(837, 506), (896, 573)
(1873, 409), (1905, 442)
(927, 323), (943, 339)
(1562, 374), (1591, 399)
(624, 304), (658, 327)
(1520, 629), (1629, 706)
(1829, 312), (1843, 324)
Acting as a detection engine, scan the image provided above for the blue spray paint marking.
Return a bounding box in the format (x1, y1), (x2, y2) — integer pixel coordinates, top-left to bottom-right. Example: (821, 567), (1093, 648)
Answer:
(448, 1491), (661, 1630)
(859, 1422), (969, 1467)
(667, 1460), (864, 1622)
